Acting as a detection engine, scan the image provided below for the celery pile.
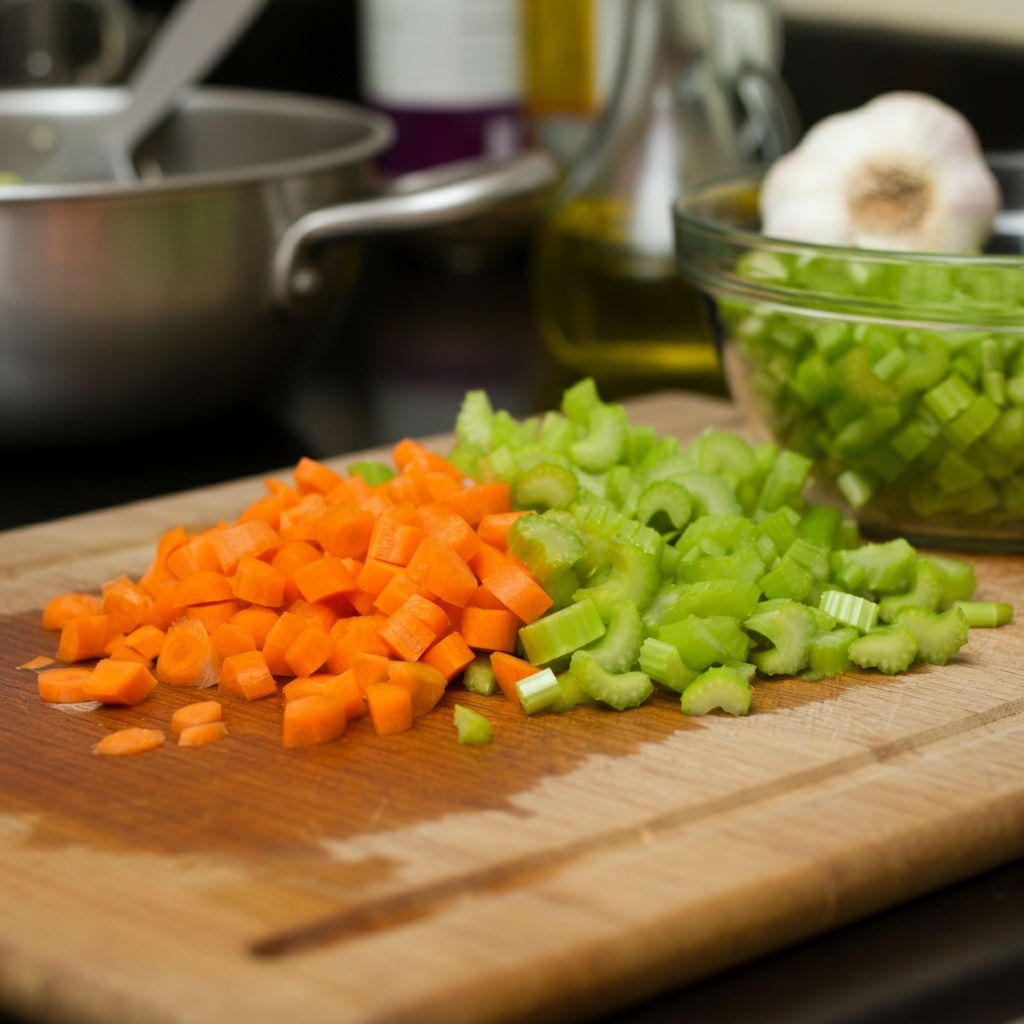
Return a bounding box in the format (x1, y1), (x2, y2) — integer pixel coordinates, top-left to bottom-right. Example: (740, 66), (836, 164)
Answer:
(448, 379), (1013, 717)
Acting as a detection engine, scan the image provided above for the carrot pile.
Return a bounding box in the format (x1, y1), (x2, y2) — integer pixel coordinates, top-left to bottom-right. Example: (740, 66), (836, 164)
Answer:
(34, 443), (550, 752)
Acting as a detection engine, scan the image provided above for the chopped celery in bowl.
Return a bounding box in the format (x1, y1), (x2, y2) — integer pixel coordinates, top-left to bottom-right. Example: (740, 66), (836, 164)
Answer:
(673, 169), (1024, 551)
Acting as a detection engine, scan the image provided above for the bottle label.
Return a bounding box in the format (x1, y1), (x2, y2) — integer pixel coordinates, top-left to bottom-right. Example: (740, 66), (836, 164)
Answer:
(361, 0), (523, 108)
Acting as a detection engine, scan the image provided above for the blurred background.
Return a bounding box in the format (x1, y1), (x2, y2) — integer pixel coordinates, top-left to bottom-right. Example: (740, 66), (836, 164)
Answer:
(4, 0), (1024, 531)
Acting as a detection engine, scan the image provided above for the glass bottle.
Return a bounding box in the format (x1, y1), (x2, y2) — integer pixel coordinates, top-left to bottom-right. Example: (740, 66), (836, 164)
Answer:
(533, 0), (795, 390)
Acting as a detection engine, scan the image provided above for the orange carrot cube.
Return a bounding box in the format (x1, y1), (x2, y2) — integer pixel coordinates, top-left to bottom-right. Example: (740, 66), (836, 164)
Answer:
(283, 694), (347, 748)
(232, 555), (287, 607)
(316, 504), (376, 559)
(460, 607), (520, 653)
(219, 650), (277, 700)
(444, 482), (511, 527)
(209, 623), (257, 659)
(490, 652), (538, 701)
(482, 562), (553, 624)
(186, 600), (241, 635)
(42, 592), (102, 632)
(229, 606), (279, 648)
(284, 624), (335, 677)
(294, 456), (345, 496)
(478, 511), (535, 551)
(156, 618), (221, 688)
(57, 614), (113, 662)
(208, 520), (283, 575)
(387, 661), (447, 717)
(291, 557), (358, 605)
(422, 632), (475, 682)
(261, 611), (311, 675)
(84, 659), (158, 705)
(364, 682), (414, 736)
(322, 670), (365, 719)
(121, 624), (166, 660)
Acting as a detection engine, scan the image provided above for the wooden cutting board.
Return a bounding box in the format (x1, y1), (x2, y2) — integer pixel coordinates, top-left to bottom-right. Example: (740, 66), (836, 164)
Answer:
(1, 392), (1022, 1024)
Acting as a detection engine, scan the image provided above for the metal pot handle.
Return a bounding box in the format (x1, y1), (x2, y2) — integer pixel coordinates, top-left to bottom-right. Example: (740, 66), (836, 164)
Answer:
(271, 149), (559, 310)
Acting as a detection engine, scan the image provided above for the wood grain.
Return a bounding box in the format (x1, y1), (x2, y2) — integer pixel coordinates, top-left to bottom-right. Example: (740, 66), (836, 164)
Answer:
(0, 391), (1021, 1024)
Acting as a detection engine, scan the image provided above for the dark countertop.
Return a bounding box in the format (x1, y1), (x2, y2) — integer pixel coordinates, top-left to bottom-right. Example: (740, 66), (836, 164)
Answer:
(1, 238), (1022, 1024)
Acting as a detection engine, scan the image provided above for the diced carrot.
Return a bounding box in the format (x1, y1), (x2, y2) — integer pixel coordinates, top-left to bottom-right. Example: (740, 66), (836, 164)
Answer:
(278, 493), (327, 543)
(287, 599), (338, 632)
(385, 473), (429, 506)
(322, 670), (365, 719)
(207, 520), (283, 576)
(232, 555), (287, 607)
(210, 622), (257, 659)
(424, 472), (461, 500)
(419, 503), (482, 562)
(364, 682), (414, 736)
(37, 667), (92, 703)
(482, 562), (553, 624)
(18, 655), (54, 671)
(351, 652), (391, 690)
(468, 543), (508, 580)
(121, 624), (166, 660)
(294, 456), (345, 496)
(235, 488), (297, 531)
(178, 721), (228, 747)
(167, 536), (223, 578)
(84, 659), (158, 705)
(436, 598), (464, 632)
(356, 558), (400, 596)
(409, 538), (477, 608)
(387, 661), (447, 717)
(283, 677), (328, 702)
(444, 482), (511, 527)
(219, 650), (277, 700)
(326, 474), (372, 506)
(283, 694), (347, 748)
(262, 611), (312, 675)
(403, 452), (464, 482)
(349, 590), (379, 616)
(270, 540), (322, 603)
(171, 571), (233, 611)
(367, 518), (427, 566)
(392, 438), (431, 471)
(379, 607), (437, 662)
(327, 616), (390, 673)
(461, 607), (520, 653)
(422, 632), (475, 682)
(490, 652), (538, 701)
(57, 614), (113, 662)
(359, 492), (393, 518)
(105, 645), (153, 667)
(317, 504), (376, 559)
(187, 600), (241, 635)
(373, 569), (428, 616)
(291, 557), (357, 605)
(404, 593), (450, 636)
(229, 606), (279, 648)
(284, 624), (335, 677)
(140, 525), (189, 596)
(42, 592), (102, 632)
(156, 618), (221, 688)
(478, 511), (535, 551)
(466, 585), (509, 610)
(171, 700), (222, 736)
(93, 727), (165, 757)
(141, 584), (178, 630)
(380, 501), (422, 526)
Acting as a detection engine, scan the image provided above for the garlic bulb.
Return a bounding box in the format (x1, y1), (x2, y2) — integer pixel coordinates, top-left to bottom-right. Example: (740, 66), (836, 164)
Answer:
(760, 92), (1000, 253)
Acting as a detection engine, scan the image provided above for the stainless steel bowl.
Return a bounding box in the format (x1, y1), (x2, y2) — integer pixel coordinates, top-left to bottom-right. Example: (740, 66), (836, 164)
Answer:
(0, 86), (556, 443)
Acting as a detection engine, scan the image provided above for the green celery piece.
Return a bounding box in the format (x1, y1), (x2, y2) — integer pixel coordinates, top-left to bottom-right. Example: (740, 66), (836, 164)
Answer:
(724, 659), (757, 680)
(660, 543), (683, 576)
(877, 560), (944, 623)
(660, 614), (750, 671)
(573, 466), (609, 501)
(582, 601), (644, 674)
(643, 582), (686, 632)
(891, 333), (949, 396)
(538, 411), (574, 453)
(347, 460), (395, 486)
(480, 444), (519, 484)
(841, 346), (898, 405)
(871, 347), (908, 382)
(832, 538), (916, 593)
(447, 442), (486, 479)
(675, 472), (742, 516)
(758, 450), (813, 511)
(519, 598), (606, 665)
(455, 389), (494, 449)
(606, 465), (640, 512)
(561, 377), (601, 424)
(453, 704), (493, 744)
(573, 501), (623, 580)
(570, 404), (627, 472)
(755, 507), (800, 557)
(808, 627), (858, 677)
(513, 463), (578, 511)
(677, 514), (755, 557)
(848, 624), (918, 674)
(550, 671), (599, 712)
(626, 424), (657, 466)
(508, 514), (585, 582)
(678, 547), (766, 585)
(570, 651), (653, 710)
(890, 416), (940, 462)
(811, 320), (852, 357)
(819, 589), (879, 632)
(792, 351), (837, 407)
(737, 249), (791, 283)
(785, 538), (830, 580)
(955, 601), (1013, 627)
(575, 537), (662, 616)
(679, 666), (752, 717)
(516, 669), (563, 714)
(515, 445), (575, 475)
(834, 517), (860, 550)
(542, 570), (581, 611)
(489, 409), (520, 449)
(923, 372), (975, 424)
(744, 600), (818, 675)
(943, 394), (1000, 451)
(691, 430), (758, 483)
(759, 558), (813, 602)
(669, 579), (762, 620)
(895, 606), (970, 664)
(635, 480), (693, 533)
(798, 505), (842, 548)
(917, 555), (977, 607)
(836, 469), (875, 509)
(934, 449), (986, 493)
(638, 638), (699, 693)
(463, 655), (497, 696)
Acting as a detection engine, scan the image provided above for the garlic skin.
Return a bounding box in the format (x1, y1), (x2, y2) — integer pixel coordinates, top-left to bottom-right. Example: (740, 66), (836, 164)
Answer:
(760, 92), (1000, 253)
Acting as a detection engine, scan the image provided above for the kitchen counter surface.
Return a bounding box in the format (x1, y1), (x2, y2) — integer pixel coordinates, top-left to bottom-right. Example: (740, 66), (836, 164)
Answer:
(1, 241), (1022, 1024)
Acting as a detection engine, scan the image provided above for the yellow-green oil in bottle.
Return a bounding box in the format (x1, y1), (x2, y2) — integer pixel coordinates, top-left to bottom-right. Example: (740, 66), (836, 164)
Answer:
(533, 197), (722, 387)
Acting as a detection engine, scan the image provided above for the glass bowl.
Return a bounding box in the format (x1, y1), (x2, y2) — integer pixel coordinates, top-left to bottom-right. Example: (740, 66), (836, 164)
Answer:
(673, 167), (1024, 552)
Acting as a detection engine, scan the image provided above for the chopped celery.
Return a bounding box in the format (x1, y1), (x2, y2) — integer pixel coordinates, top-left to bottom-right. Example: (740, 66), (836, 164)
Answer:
(575, 537), (662, 616)
(759, 558), (813, 602)
(755, 507), (799, 556)
(677, 547), (766, 585)
(921, 555), (977, 606)
(669, 579), (762, 620)
(538, 411), (574, 453)
(679, 667), (751, 717)
(514, 463), (578, 511)
(642, 582), (686, 633)
(660, 614), (751, 671)
(570, 651), (653, 710)
(463, 655), (497, 696)
(570, 404), (627, 472)
(638, 638), (699, 693)
(453, 704), (493, 744)
(455, 389), (494, 449)
(582, 601), (644, 674)
(877, 559), (943, 623)
(848, 624), (918, 674)
(542, 570), (581, 611)
(831, 538), (916, 593)
(550, 671), (600, 712)
(561, 376), (601, 423)
(659, 543), (683, 576)
(515, 668), (563, 714)
(347, 460), (395, 486)
(895, 606), (970, 664)
(758, 450), (812, 511)
(724, 659), (757, 680)
(955, 601), (1014, 627)
(635, 481), (693, 533)
(819, 590), (879, 633)
(519, 598), (606, 665)
(508, 514), (585, 582)
(678, 472), (742, 516)
(744, 600), (818, 675)
(798, 505), (842, 547)
(676, 514), (755, 558)
(808, 627), (858, 677)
